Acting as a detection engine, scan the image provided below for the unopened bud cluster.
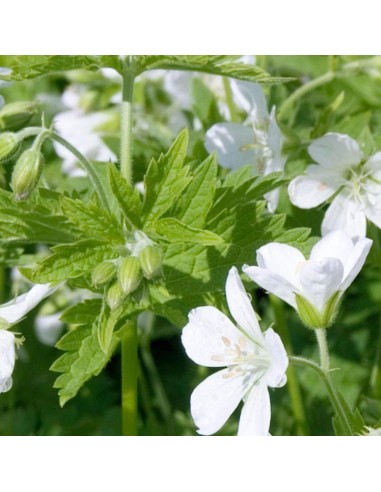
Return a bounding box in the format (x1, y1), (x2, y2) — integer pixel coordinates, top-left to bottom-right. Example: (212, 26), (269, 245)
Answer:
(91, 241), (162, 310)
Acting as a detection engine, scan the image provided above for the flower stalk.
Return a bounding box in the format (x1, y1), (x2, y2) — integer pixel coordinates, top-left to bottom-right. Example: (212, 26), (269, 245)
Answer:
(120, 57), (138, 436)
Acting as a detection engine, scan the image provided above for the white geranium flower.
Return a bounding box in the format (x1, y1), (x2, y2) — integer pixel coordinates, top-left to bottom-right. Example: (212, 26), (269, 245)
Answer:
(0, 283), (55, 393)
(0, 330), (16, 393)
(181, 267), (288, 436)
(288, 132), (381, 240)
(53, 85), (117, 177)
(243, 231), (372, 328)
(205, 80), (286, 212)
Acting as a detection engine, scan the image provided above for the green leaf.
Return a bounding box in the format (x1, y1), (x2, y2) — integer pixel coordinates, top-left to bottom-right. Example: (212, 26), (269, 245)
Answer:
(31, 239), (118, 283)
(61, 196), (124, 243)
(170, 154), (217, 228)
(149, 218), (223, 245)
(108, 164), (142, 229)
(0, 56), (120, 82)
(0, 190), (77, 245)
(96, 301), (119, 354)
(142, 129), (191, 225)
(61, 299), (103, 325)
(135, 55), (291, 84)
(51, 324), (120, 406)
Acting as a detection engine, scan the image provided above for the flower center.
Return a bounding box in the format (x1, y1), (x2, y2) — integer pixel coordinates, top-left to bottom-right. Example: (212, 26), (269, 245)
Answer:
(344, 165), (373, 205)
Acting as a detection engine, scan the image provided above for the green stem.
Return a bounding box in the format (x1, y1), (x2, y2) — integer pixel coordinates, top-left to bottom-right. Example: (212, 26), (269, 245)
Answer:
(120, 59), (138, 436)
(315, 328), (330, 372)
(48, 132), (111, 213)
(290, 356), (353, 435)
(223, 77), (240, 123)
(278, 71), (335, 121)
(270, 295), (309, 436)
(121, 321), (138, 436)
(120, 62), (135, 182)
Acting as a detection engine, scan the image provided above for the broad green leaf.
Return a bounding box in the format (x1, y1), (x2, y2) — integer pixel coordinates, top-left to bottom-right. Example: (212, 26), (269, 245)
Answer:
(31, 239), (118, 283)
(61, 196), (124, 243)
(61, 299), (103, 325)
(149, 218), (223, 245)
(0, 55), (120, 82)
(192, 78), (222, 126)
(142, 129), (191, 225)
(170, 154), (217, 228)
(0, 191), (77, 245)
(135, 55), (291, 84)
(108, 165), (142, 229)
(51, 324), (119, 406)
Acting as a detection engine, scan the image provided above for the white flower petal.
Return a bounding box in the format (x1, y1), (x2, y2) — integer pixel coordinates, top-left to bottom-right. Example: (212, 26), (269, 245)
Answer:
(364, 197), (381, 229)
(181, 306), (243, 367)
(264, 188), (280, 214)
(267, 107), (283, 160)
(243, 265), (298, 309)
(288, 166), (340, 209)
(299, 258), (344, 312)
(310, 230), (354, 263)
(309, 133), (363, 169)
(263, 328), (288, 388)
(205, 123), (257, 169)
(340, 237), (372, 291)
(230, 80), (268, 123)
(191, 368), (246, 435)
(364, 152), (381, 178)
(256, 242), (305, 289)
(322, 193), (367, 240)
(0, 284), (56, 325)
(225, 267), (263, 344)
(0, 330), (15, 393)
(238, 382), (271, 436)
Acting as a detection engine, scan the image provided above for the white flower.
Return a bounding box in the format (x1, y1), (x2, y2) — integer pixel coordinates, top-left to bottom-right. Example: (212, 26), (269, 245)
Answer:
(181, 267), (288, 436)
(288, 132), (381, 240)
(0, 330), (16, 393)
(53, 85), (117, 177)
(205, 80), (286, 212)
(243, 231), (372, 327)
(0, 283), (56, 393)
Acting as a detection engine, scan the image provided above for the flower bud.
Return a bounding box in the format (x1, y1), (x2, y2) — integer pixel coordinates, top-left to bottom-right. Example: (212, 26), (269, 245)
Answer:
(11, 148), (44, 200)
(106, 281), (125, 310)
(0, 132), (19, 161)
(118, 256), (142, 295)
(0, 101), (38, 131)
(295, 291), (341, 330)
(138, 245), (162, 279)
(91, 261), (116, 288)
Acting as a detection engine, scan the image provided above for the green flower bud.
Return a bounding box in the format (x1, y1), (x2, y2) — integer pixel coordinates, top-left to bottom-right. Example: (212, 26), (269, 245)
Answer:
(0, 102), (38, 132)
(0, 132), (19, 161)
(11, 148), (44, 200)
(91, 261), (116, 288)
(106, 281), (125, 310)
(118, 256), (142, 295)
(138, 245), (162, 279)
(295, 291), (341, 330)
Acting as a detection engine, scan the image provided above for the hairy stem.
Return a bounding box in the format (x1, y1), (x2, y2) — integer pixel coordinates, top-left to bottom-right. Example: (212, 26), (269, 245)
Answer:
(315, 328), (330, 372)
(121, 321), (138, 436)
(119, 58), (138, 436)
(290, 356), (353, 435)
(49, 132), (111, 213)
(278, 71), (335, 121)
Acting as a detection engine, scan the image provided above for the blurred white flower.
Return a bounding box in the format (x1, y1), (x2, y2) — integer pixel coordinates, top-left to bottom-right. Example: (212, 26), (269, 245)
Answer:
(0, 330), (16, 393)
(243, 231), (372, 328)
(53, 85), (117, 177)
(0, 67), (12, 89)
(0, 283), (55, 393)
(181, 266), (288, 436)
(205, 80), (286, 212)
(34, 312), (64, 347)
(288, 133), (381, 240)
